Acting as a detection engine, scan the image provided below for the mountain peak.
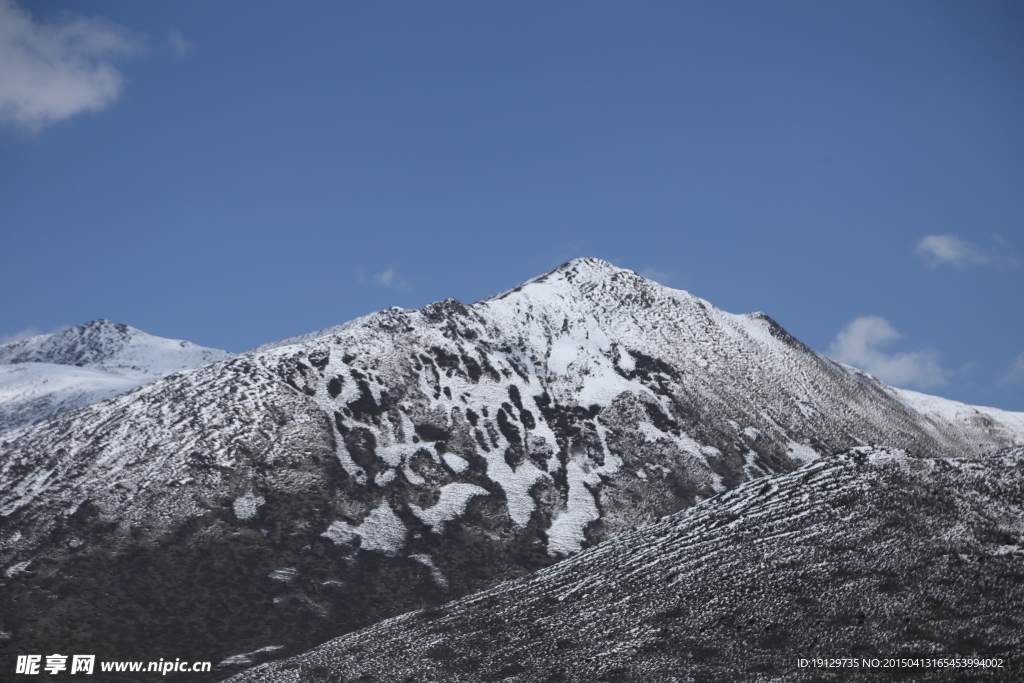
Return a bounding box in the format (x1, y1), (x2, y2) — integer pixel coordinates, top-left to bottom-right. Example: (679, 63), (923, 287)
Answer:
(540, 257), (630, 284)
(79, 318), (129, 332)
(0, 320), (235, 432)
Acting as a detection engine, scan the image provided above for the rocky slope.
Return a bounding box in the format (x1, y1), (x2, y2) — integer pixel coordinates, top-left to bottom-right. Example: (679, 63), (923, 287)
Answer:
(1, 259), (1022, 677)
(0, 320), (234, 432)
(229, 446), (1024, 683)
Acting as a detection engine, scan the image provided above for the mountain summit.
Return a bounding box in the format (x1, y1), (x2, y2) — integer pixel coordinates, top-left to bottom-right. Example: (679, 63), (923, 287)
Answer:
(0, 320), (233, 432)
(1, 259), (1022, 674)
(0, 319), (232, 378)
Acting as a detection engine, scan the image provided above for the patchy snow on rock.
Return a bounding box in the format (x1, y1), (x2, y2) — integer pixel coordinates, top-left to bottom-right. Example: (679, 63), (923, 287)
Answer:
(547, 461), (600, 556)
(785, 441), (820, 464)
(233, 493), (265, 521)
(409, 553), (449, 588)
(410, 483), (490, 530)
(4, 560), (31, 578)
(356, 503), (408, 554)
(482, 456), (546, 528)
(269, 568), (298, 583)
(216, 645), (286, 670)
(324, 502), (408, 556)
(321, 521), (358, 547)
(442, 453), (469, 473)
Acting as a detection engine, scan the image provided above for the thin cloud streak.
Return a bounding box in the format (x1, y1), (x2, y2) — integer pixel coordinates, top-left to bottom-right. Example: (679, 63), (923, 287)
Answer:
(914, 234), (1016, 270)
(362, 265), (410, 291)
(0, 0), (142, 131)
(167, 30), (191, 58)
(828, 316), (947, 389)
(1002, 353), (1024, 386)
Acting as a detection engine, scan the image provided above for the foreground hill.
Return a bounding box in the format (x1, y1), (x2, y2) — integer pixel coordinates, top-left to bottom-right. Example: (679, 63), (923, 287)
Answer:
(0, 320), (233, 432)
(230, 446), (1024, 682)
(1, 259), (1022, 674)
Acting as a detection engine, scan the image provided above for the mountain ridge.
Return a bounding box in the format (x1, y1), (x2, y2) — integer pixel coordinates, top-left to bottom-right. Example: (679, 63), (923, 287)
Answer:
(1, 258), (1021, 676)
(0, 320), (234, 433)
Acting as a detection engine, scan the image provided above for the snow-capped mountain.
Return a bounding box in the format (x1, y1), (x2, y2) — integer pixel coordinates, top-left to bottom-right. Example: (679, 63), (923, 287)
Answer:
(0, 320), (234, 432)
(229, 446), (1024, 682)
(1, 259), (1022, 674)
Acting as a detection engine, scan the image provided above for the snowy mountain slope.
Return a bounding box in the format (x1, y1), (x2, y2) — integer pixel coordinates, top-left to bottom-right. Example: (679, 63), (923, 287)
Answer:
(0, 363), (141, 433)
(229, 446), (1024, 683)
(1, 259), (1022, 675)
(892, 386), (1024, 446)
(0, 320), (234, 432)
(245, 312), (382, 354)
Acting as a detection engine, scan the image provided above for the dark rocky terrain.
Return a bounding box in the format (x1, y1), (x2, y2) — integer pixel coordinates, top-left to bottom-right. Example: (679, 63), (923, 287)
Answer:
(229, 446), (1024, 682)
(1, 259), (1021, 679)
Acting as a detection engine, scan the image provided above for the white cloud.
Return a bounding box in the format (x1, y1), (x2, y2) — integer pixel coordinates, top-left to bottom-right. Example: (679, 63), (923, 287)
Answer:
(374, 266), (396, 287)
(369, 265), (410, 290)
(0, 0), (142, 131)
(914, 234), (1003, 269)
(1002, 353), (1024, 385)
(639, 267), (672, 285)
(167, 30), (191, 59)
(828, 316), (947, 388)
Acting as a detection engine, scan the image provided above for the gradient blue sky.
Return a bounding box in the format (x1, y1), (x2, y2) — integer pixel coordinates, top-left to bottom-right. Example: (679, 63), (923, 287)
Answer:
(2, 0), (1022, 410)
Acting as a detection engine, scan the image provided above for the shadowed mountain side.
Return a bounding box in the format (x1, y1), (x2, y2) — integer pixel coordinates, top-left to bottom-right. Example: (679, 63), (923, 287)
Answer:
(228, 447), (1024, 683)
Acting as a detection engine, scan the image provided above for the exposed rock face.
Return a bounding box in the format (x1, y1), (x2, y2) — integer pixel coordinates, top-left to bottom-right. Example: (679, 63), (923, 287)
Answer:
(228, 447), (1024, 683)
(0, 320), (234, 432)
(1, 259), (1022, 676)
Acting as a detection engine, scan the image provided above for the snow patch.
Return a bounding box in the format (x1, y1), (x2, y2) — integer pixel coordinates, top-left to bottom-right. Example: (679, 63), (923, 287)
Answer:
(410, 553), (449, 588)
(216, 645), (286, 669)
(4, 560), (31, 578)
(323, 502), (407, 555)
(442, 453), (469, 473)
(785, 441), (820, 465)
(410, 483), (490, 530)
(233, 493), (265, 521)
(547, 461), (600, 556)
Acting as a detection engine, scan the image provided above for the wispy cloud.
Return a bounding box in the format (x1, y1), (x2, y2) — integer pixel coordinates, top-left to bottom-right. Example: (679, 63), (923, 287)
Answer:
(373, 266), (398, 288)
(358, 265), (411, 291)
(0, 0), (142, 131)
(1002, 353), (1024, 385)
(828, 316), (947, 388)
(914, 234), (1016, 270)
(167, 30), (191, 59)
(639, 267), (672, 286)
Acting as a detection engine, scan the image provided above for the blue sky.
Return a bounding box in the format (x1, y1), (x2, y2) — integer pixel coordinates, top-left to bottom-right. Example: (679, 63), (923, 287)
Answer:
(1, 0), (1022, 410)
